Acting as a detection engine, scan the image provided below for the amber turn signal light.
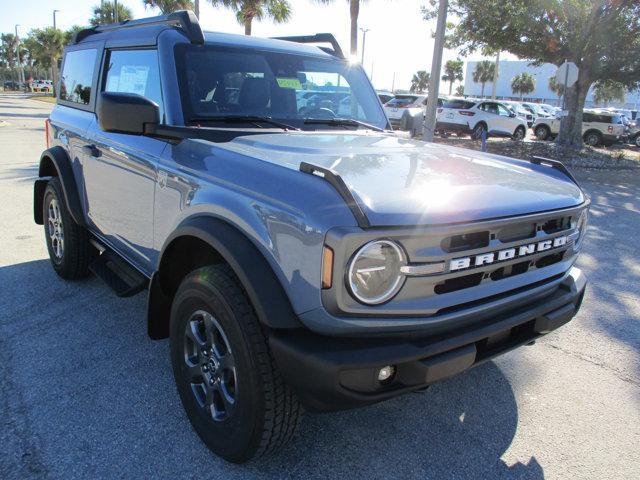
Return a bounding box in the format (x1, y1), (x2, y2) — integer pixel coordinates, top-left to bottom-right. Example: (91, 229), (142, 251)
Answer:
(322, 246), (334, 289)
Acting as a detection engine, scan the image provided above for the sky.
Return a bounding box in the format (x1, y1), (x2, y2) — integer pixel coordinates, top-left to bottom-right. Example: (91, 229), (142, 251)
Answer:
(0, 0), (500, 92)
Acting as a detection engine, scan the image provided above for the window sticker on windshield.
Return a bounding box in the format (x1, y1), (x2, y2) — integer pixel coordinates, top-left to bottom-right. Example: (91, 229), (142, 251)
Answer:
(276, 77), (302, 89)
(117, 66), (149, 96)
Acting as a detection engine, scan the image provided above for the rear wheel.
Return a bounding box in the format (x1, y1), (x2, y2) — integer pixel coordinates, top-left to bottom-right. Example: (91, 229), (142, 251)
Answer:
(584, 131), (602, 147)
(170, 264), (302, 463)
(43, 177), (90, 279)
(512, 126), (526, 141)
(634, 134), (640, 148)
(534, 124), (551, 141)
(471, 122), (487, 140)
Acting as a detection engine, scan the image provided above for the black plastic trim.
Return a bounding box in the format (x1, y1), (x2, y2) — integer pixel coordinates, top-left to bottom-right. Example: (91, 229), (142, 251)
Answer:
(148, 216), (302, 339)
(37, 147), (86, 227)
(299, 162), (371, 228)
(73, 10), (204, 45)
(271, 33), (344, 58)
(530, 156), (579, 186)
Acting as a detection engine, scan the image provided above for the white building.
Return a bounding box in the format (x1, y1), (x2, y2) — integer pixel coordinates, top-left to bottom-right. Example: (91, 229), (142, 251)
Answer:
(463, 60), (640, 109)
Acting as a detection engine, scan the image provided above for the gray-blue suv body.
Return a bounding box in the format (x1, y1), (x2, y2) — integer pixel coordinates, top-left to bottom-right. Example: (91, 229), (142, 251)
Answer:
(34, 11), (589, 462)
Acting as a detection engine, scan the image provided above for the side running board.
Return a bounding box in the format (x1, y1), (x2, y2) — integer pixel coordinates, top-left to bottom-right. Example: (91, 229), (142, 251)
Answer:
(529, 156), (579, 186)
(299, 162), (370, 228)
(88, 245), (148, 297)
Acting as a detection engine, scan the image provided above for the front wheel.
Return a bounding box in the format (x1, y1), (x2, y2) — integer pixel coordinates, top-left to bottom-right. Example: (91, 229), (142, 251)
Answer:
(512, 126), (526, 141)
(170, 265), (302, 463)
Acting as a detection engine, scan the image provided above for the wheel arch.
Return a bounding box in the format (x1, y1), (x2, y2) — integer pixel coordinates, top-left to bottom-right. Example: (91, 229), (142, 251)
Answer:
(147, 215), (303, 339)
(35, 146), (85, 226)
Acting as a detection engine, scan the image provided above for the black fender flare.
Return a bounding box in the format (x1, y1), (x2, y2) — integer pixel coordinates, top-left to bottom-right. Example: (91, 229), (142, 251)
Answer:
(35, 146), (85, 226)
(147, 215), (303, 339)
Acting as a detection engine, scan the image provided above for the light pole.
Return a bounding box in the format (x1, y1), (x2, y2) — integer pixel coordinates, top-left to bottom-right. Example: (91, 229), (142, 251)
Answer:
(195, 0), (200, 18)
(114, 0), (119, 22)
(14, 24), (25, 88)
(52, 10), (61, 91)
(360, 27), (370, 65)
(422, 0), (448, 142)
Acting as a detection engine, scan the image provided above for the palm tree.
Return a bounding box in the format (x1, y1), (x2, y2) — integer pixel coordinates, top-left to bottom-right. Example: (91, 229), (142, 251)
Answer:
(410, 70), (429, 93)
(209, 0), (291, 35)
(0, 34), (19, 72)
(548, 76), (564, 105)
(511, 72), (535, 100)
(90, 1), (134, 26)
(441, 59), (463, 95)
(455, 84), (464, 96)
(593, 80), (626, 107)
(472, 60), (495, 98)
(26, 27), (65, 93)
(143, 0), (195, 13)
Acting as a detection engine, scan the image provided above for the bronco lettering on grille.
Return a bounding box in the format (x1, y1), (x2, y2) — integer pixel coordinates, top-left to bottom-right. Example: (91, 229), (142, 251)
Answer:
(449, 235), (570, 271)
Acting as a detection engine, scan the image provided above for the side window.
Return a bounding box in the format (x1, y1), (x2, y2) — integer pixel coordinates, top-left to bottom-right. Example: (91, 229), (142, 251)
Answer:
(59, 49), (97, 105)
(583, 112), (593, 122)
(104, 49), (164, 121)
(497, 104), (511, 117)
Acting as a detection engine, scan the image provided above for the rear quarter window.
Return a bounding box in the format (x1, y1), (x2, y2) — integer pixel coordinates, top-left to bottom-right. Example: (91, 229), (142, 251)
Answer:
(387, 96), (418, 107)
(59, 49), (97, 105)
(443, 99), (476, 109)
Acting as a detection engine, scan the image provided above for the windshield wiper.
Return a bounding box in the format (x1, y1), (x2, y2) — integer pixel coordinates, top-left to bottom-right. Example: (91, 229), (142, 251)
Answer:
(189, 115), (299, 131)
(303, 117), (384, 132)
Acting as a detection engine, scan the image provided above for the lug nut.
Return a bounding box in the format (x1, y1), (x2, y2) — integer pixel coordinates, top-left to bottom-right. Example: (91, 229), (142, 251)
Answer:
(202, 365), (209, 372)
(209, 378), (215, 386)
(202, 349), (209, 356)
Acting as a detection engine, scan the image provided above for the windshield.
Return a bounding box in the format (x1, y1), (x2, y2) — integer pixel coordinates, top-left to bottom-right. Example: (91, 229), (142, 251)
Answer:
(175, 44), (388, 130)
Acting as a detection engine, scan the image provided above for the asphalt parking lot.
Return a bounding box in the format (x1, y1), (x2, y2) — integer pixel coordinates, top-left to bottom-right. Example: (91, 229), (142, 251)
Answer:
(1, 94), (639, 480)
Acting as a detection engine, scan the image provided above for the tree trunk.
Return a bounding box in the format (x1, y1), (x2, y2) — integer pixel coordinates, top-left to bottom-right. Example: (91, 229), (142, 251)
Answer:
(448, 81), (453, 95)
(349, 0), (359, 56)
(481, 83), (485, 97)
(557, 69), (591, 147)
(244, 18), (252, 35)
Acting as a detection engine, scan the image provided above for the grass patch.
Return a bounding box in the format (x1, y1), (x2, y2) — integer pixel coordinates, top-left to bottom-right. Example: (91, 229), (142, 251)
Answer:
(28, 95), (56, 104)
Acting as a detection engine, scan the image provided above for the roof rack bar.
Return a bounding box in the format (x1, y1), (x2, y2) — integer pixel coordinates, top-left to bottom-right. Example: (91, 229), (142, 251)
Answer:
(73, 10), (204, 45)
(271, 34), (344, 58)
(529, 156), (579, 185)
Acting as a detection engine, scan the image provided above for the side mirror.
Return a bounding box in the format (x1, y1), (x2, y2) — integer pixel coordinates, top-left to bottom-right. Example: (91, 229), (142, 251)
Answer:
(97, 92), (160, 135)
(510, 112), (516, 118)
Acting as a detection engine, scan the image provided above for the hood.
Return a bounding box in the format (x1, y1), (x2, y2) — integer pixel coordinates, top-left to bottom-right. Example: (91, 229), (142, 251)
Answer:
(217, 132), (585, 226)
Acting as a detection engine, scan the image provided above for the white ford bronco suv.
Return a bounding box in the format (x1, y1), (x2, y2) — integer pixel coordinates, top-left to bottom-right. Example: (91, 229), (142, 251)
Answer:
(34, 11), (589, 463)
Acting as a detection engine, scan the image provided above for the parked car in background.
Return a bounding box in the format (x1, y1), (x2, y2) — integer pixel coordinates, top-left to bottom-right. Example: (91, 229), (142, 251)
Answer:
(522, 102), (553, 119)
(376, 90), (394, 105)
(437, 98), (527, 140)
(383, 94), (427, 131)
(532, 109), (626, 146)
(502, 100), (535, 127)
(3, 80), (23, 91)
(30, 80), (53, 93)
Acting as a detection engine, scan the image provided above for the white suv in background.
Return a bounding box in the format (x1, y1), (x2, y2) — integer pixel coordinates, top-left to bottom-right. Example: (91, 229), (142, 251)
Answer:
(532, 109), (626, 146)
(436, 98), (528, 140)
(383, 94), (428, 134)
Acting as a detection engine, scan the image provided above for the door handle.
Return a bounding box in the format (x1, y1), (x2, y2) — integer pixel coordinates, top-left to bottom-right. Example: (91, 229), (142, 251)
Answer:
(82, 144), (101, 157)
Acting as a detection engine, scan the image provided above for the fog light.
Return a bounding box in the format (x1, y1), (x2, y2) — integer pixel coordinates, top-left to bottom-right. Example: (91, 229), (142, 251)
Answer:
(377, 365), (395, 382)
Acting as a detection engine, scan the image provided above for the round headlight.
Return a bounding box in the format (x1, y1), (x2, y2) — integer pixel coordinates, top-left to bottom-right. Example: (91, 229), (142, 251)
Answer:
(347, 240), (406, 305)
(574, 209), (589, 251)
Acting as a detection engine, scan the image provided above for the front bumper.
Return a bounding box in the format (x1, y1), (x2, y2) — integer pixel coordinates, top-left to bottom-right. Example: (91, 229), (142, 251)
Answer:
(270, 267), (586, 411)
